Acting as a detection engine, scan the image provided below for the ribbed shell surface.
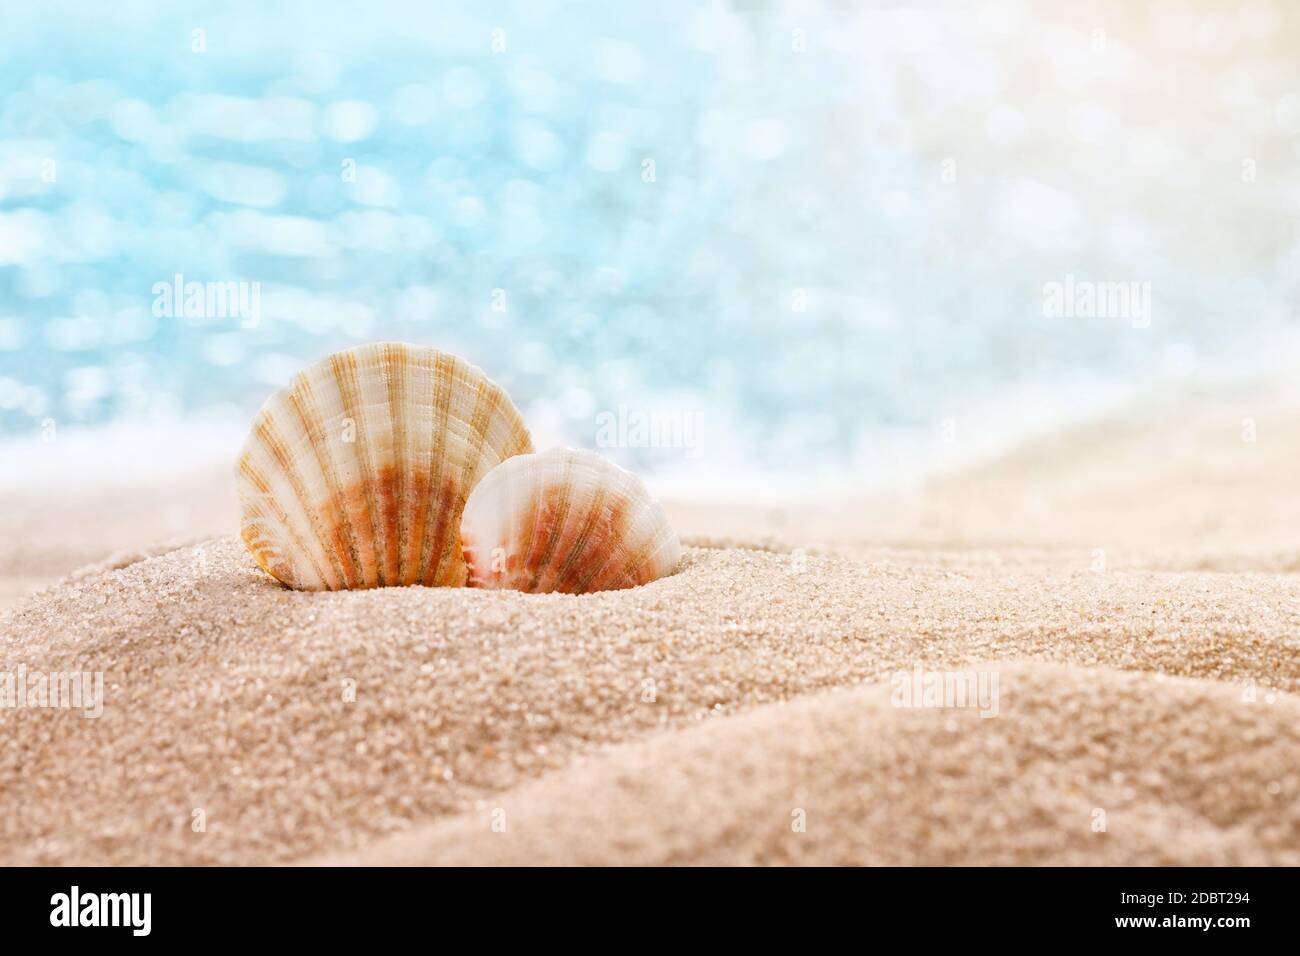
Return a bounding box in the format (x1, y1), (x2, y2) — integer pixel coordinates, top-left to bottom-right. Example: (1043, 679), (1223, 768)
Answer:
(237, 343), (533, 590)
(460, 447), (682, 594)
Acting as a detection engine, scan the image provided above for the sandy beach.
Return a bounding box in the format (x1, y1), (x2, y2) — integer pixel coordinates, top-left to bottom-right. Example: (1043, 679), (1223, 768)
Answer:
(2, 381), (1298, 866)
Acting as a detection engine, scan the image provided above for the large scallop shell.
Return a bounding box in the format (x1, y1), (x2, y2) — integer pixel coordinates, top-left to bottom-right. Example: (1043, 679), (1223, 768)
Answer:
(460, 447), (682, 594)
(237, 343), (533, 590)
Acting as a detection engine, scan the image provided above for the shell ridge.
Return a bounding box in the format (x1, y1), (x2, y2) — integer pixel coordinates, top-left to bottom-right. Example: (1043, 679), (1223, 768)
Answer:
(382, 343), (408, 586)
(524, 454), (577, 591)
(239, 516), (296, 587)
(569, 491), (637, 593)
(574, 539), (632, 593)
(560, 460), (645, 591)
(290, 373), (363, 587)
(515, 454), (561, 589)
(238, 436), (334, 589)
(599, 504), (671, 590)
(250, 412), (342, 588)
(274, 382), (352, 588)
(624, 511), (679, 586)
(448, 367), (502, 580)
(578, 465), (659, 592)
(548, 479), (610, 593)
(355, 342), (401, 586)
(535, 456), (597, 592)
(643, 504), (683, 574)
(332, 350), (383, 587)
(503, 456), (542, 590)
(399, 350), (437, 585)
(418, 352), (458, 586)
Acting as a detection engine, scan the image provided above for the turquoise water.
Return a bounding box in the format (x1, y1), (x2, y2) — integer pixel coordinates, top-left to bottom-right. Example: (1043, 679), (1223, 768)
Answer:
(2, 2), (1298, 484)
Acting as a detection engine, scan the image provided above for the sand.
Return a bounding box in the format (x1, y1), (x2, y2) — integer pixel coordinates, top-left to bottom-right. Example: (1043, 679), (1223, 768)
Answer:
(0, 464), (236, 609)
(318, 663), (1300, 866)
(1, 535), (1296, 865)
(672, 378), (1300, 572)
(1, 380), (1298, 865)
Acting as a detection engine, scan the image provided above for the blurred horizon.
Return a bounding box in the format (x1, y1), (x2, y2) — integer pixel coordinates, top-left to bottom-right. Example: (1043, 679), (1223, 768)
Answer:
(2, 0), (1299, 492)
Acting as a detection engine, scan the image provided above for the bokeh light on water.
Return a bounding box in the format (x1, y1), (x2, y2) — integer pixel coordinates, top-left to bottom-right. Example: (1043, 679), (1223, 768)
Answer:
(2, 1), (1299, 489)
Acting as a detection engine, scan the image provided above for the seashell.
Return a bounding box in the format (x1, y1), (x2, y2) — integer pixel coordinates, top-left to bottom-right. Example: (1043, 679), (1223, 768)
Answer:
(237, 342), (533, 590)
(460, 447), (682, 594)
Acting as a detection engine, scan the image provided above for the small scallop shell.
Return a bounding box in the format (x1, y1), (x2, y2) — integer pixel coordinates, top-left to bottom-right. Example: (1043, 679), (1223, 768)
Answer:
(237, 343), (533, 590)
(460, 447), (682, 594)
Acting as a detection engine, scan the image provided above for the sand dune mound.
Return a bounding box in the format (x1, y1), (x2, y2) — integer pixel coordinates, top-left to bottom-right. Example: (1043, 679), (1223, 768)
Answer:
(320, 662), (1300, 866)
(1, 537), (1296, 865)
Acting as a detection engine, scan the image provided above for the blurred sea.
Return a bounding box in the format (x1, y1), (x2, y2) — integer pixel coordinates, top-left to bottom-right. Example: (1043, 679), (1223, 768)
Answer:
(2, 0), (1299, 495)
